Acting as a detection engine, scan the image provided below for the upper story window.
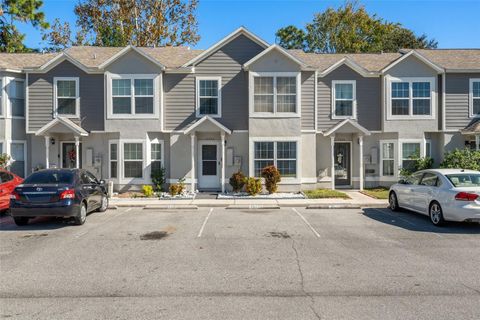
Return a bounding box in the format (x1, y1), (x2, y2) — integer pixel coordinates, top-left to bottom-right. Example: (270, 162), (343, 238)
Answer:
(107, 74), (159, 119)
(9, 79), (25, 118)
(388, 77), (435, 119)
(196, 77), (221, 117)
(470, 79), (480, 118)
(54, 77), (79, 117)
(250, 72), (300, 116)
(332, 80), (356, 119)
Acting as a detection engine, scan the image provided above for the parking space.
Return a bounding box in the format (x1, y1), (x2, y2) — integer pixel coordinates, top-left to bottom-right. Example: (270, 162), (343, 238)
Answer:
(1, 206), (479, 319)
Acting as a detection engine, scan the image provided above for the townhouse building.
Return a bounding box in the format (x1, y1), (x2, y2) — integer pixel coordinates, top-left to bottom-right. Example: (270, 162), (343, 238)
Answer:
(0, 27), (479, 192)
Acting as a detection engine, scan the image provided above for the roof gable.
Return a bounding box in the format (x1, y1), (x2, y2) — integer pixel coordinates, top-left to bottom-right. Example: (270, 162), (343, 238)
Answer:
(319, 57), (378, 77)
(382, 50), (443, 74)
(243, 44), (308, 71)
(98, 45), (165, 70)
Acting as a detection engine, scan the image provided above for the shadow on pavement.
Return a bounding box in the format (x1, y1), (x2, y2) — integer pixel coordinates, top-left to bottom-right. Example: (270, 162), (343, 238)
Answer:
(362, 208), (480, 235)
(0, 215), (77, 231)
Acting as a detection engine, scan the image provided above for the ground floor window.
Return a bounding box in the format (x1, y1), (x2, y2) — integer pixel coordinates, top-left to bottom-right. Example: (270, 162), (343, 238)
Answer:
(401, 142), (421, 171)
(0, 142), (3, 154)
(254, 141), (297, 177)
(9, 142), (25, 177)
(381, 141), (395, 176)
(123, 143), (143, 178)
(150, 141), (163, 173)
(109, 142), (118, 179)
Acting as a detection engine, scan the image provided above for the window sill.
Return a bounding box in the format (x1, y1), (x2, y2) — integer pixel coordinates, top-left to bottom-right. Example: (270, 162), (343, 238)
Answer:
(250, 113), (301, 119)
(332, 116), (357, 120)
(107, 115), (159, 120)
(386, 115), (435, 120)
(196, 114), (221, 118)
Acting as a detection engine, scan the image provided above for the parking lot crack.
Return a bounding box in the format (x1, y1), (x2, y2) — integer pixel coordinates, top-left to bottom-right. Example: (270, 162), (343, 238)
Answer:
(291, 239), (321, 320)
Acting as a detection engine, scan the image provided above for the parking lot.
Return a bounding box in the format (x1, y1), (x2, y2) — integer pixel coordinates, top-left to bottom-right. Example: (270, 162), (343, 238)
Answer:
(1, 206), (479, 320)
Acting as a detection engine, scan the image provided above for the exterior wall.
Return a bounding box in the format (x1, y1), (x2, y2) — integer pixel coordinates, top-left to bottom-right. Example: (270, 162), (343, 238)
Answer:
(28, 60), (104, 132)
(317, 64), (382, 132)
(301, 72), (315, 131)
(383, 55), (440, 137)
(164, 34), (265, 131)
(445, 72), (480, 130)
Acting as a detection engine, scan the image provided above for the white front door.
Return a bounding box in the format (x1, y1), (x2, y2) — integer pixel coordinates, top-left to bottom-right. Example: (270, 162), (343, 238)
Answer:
(198, 141), (220, 190)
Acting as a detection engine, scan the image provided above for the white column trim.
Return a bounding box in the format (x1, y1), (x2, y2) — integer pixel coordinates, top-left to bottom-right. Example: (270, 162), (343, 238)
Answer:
(74, 136), (80, 169)
(330, 135), (335, 190)
(44, 136), (50, 169)
(190, 133), (195, 192)
(359, 135), (364, 191)
(221, 132), (226, 193)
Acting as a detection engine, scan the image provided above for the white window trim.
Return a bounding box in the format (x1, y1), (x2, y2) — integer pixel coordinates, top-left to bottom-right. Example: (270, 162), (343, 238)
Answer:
(106, 73), (160, 119)
(53, 77), (80, 118)
(0, 76), (4, 118)
(386, 76), (436, 120)
(6, 77), (25, 119)
(108, 140), (119, 181)
(148, 138), (165, 178)
(379, 140), (397, 178)
(249, 72), (301, 118)
(6, 140), (27, 177)
(0, 140), (4, 153)
(469, 78), (480, 118)
(248, 136), (301, 183)
(398, 139), (429, 171)
(195, 76), (222, 118)
(122, 140), (146, 182)
(331, 80), (357, 120)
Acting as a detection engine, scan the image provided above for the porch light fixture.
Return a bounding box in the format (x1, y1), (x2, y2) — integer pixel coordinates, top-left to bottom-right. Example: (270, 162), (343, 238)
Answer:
(50, 138), (56, 145)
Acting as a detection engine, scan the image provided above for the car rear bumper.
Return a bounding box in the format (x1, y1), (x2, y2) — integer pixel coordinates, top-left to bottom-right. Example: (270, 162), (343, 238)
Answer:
(445, 204), (480, 222)
(10, 200), (80, 217)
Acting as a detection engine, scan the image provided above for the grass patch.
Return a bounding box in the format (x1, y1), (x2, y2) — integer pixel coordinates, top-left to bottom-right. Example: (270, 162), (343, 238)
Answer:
(361, 187), (389, 199)
(303, 189), (350, 199)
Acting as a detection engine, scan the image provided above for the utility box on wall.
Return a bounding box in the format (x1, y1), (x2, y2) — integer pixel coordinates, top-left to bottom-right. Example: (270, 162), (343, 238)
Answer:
(226, 147), (234, 166)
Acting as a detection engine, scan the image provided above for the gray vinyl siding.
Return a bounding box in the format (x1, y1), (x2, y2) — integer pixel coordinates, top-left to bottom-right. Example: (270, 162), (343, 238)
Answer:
(301, 71), (315, 130)
(445, 73), (480, 130)
(317, 64), (381, 131)
(164, 34), (264, 131)
(28, 60), (104, 132)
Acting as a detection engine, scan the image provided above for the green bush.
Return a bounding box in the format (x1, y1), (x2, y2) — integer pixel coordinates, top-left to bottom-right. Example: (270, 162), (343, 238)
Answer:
(0, 153), (10, 169)
(440, 148), (480, 171)
(142, 185), (154, 197)
(229, 171), (246, 192)
(169, 178), (186, 196)
(261, 165), (281, 194)
(245, 177), (262, 196)
(151, 167), (166, 192)
(399, 157), (434, 178)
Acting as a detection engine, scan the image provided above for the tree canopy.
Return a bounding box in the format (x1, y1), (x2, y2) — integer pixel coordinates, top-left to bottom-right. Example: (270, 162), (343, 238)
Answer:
(0, 0), (49, 52)
(276, 1), (437, 53)
(43, 0), (200, 50)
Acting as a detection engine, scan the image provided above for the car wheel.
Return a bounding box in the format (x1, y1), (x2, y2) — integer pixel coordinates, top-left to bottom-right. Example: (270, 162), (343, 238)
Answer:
(13, 217), (29, 226)
(429, 201), (445, 226)
(389, 192), (400, 212)
(97, 195), (109, 212)
(74, 203), (87, 225)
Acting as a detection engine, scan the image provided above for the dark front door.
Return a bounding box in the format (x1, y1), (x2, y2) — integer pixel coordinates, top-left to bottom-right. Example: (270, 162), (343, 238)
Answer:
(334, 142), (351, 186)
(62, 143), (82, 168)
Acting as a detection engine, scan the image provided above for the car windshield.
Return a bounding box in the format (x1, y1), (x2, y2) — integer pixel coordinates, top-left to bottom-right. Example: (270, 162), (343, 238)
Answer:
(446, 174), (480, 187)
(23, 171), (75, 185)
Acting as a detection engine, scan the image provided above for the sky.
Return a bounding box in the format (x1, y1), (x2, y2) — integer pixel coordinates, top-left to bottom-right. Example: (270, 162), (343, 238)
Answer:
(18, 0), (480, 50)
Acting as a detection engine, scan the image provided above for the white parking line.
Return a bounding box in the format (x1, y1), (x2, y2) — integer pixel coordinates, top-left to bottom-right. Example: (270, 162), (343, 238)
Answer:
(292, 208), (321, 238)
(197, 208), (213, 238)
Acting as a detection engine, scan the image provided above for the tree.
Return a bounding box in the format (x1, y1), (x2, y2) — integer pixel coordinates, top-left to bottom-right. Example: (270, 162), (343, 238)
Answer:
(276, 1), (437, 53)
(0, 0), (49, 52)
(43, 0), (200, 49)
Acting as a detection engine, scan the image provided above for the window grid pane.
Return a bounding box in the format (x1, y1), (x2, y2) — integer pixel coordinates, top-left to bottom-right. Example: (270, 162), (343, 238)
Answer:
(199, 97), (218, 115)
(412, 82), (430, 98)
(413, 99), (430, 115)
(473, 99), (480, 115)
(57, 98), (76, 115)
(134, 79), (153, 96)
(402, 143), (420, 160)
(277, 77), (296, 94)
(57, 80), (76, 97)
(254, 142), (274, 159)
(113, 97), (131, 114)
(112, 79), (131, 96)
(124, 143), (143, 160)
(151, 143), (161, 161)
(392, 99), (409, 115)
(124, 162), (142, 178)
(392, 82), (409, 98)
(254, 77), (274, 94)
(335, 83), (353, 100)
(135, 97), (153, 114)
(199, 80), (218, 97)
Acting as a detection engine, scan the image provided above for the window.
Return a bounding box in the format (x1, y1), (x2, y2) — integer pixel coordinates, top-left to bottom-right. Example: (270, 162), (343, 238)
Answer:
(253, 141), (297, 178)
(332, 80), (356, 118)
(389, 78), (434, 118)
(150, 142), (162, 173)
(9, 142), (25, 177)
(0, 142), (3, 154)
(252, 73), (299, 114)
(54, 78), (79, 117)
(470, 79), (480, 117)
(123, 143), (143, 178)
(196, 77), (221, 117)
(109, 75), (158, 118)
(420, 172), (438, 187)
(407, 172), (423, 185)
(401, 142), (421, 172)
(381, 142), (395, 176)
(0, 79), (3, 116)
(425, 140), (432, 158)
(9, 79), (25, 117)
(109, 143), (118, 179)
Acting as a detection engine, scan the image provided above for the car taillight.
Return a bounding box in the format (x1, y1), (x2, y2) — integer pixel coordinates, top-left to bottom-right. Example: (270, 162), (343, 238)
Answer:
(10, 191), (20, 200)
(455, 192), (479, 201)
(59, 189), (75, 200)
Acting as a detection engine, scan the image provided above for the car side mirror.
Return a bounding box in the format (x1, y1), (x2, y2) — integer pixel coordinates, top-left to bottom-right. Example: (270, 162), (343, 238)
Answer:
(398, 179), (408, 184)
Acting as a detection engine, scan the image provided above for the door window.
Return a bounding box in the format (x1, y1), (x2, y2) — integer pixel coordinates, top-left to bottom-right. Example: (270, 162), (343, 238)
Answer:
(201, 145), (217, 176)
(407, 172), (423, 185)
(420, 173), (438, 187)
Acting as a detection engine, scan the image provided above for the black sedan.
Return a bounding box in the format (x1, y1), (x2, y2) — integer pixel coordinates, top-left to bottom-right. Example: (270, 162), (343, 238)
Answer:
(10, 169), (108, 226)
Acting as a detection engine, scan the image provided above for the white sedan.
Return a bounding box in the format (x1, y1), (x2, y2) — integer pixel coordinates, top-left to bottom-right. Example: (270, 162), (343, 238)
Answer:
(389, 169), (480, 226)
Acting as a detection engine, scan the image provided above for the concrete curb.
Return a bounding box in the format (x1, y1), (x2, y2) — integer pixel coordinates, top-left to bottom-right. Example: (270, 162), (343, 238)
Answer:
(226, 204), (280, 210)
(143, 205), (198, 210)
(307, 204), (388, 209)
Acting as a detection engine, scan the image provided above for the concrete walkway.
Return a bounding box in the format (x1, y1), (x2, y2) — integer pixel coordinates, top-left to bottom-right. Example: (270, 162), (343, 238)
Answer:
(109, 191), (387, 209)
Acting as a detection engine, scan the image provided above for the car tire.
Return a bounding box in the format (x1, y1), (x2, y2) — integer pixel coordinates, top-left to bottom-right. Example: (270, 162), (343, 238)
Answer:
(97, 195), (109, 212)
(389, 192), (400, 212)
(13, 217), (29, 226)
(429, 201), (445, 227)
(74, 203), (87, 226)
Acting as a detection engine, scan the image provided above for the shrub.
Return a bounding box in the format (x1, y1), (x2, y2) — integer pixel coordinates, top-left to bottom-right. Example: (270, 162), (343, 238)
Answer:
(0, 153), (10, 169)
(440, 148), (480, 171)
(151, 167), (166, 192)
(245, 177), (262, 196)
(142, 185), (154, 197)
(229, 171), (246, 192)
(169, 178), (186, 196)
(261, 165), (281, 194)
(399, 157), (434, 178)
